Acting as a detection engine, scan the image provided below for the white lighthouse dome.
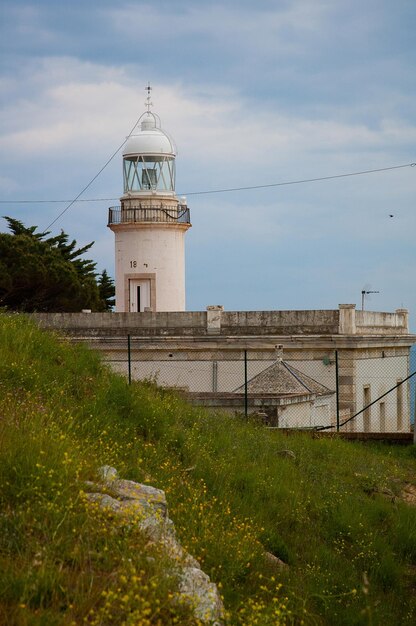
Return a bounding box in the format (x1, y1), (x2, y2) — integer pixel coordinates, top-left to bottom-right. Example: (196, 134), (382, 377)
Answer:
(123, 114), (176, 158)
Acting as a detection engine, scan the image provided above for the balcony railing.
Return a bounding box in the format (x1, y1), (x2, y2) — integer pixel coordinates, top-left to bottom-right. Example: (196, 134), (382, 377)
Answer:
(108, 205), (191, 226)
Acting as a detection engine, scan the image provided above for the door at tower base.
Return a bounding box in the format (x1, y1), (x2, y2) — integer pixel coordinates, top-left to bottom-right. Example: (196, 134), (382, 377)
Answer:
(129, 279), (151, 312)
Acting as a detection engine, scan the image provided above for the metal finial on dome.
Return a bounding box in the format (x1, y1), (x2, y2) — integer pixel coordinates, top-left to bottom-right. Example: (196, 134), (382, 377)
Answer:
(145, 82), (153, 112)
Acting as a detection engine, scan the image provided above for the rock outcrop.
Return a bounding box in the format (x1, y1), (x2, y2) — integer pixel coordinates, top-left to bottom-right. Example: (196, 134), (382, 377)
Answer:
(84, 466), (224, 625)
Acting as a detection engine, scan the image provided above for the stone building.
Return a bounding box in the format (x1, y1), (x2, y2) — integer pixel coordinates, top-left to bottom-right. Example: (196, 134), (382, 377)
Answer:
(33, 304), (415, 433)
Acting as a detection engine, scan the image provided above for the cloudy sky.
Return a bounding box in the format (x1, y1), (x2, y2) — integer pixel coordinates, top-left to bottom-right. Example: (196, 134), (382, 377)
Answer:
(1, 0), (415, 326)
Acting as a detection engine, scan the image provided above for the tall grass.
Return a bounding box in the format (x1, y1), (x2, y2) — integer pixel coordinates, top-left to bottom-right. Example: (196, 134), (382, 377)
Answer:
(0, 312), (415, 625)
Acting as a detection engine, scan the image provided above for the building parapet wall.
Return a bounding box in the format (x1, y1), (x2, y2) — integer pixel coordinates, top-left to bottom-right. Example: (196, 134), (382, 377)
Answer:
(355, 308), (409, 335)
(32, 309), (339, 337)
(31, 311), (207, 337)
(31, 305), (410, 338)
(338, 305), (409, 336)
(220, 310), (339, 335)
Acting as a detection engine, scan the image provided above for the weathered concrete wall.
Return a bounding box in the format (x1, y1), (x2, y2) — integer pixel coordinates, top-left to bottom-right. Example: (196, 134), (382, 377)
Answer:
(356, 308), (409, 335)
(32, 311), (207, 337)
(32, 309), (340, 337)
(31, 305), (410, 338)
(220, 310), (339, 335)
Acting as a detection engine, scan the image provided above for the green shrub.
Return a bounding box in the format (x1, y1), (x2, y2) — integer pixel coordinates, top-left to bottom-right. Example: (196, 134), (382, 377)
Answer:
(1, 313), (415, 625)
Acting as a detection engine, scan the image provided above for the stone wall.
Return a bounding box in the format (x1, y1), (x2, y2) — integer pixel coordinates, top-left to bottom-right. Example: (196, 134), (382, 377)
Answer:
(355, 308), (409, 335)
(220, 310), (339, 335)
(31, 305), (410, 338)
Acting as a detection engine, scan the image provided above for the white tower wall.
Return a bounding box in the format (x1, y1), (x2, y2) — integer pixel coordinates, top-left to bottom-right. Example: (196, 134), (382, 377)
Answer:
(113, 223), (188, 312)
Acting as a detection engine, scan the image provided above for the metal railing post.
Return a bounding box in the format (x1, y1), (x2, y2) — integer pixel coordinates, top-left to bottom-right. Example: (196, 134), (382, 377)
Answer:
(244, 349), (248, 417)
(127, 334), (132, 385)
(335, 350), (340, 431)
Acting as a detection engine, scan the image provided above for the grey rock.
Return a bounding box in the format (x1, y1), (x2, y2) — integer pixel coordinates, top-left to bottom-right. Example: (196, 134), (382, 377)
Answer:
(98, 465), (118, 481)
(402, 483), (416, 506)
(108, 479), (168, 518)
(85, 492), (123, 513)
(264, 551), (289, 569)
(85, 468), (224, 625)
(179, 566), (224, 624)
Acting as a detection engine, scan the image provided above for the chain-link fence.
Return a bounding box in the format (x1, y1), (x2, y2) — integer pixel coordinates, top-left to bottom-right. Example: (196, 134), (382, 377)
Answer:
(95, 337), (416, 434)
(329, 352), (415, 434)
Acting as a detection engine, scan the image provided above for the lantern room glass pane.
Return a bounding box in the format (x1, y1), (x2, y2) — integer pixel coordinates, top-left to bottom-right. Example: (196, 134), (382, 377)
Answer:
(123, 156), (175, 192)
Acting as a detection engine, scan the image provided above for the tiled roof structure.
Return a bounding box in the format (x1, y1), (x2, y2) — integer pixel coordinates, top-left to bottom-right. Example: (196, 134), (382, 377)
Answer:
(234, 360), (333, 396)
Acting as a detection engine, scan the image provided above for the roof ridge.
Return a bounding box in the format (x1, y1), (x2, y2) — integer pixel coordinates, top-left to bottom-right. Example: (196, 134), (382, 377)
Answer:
(283, 361), (333, 394)
(282, 361), (314, 393)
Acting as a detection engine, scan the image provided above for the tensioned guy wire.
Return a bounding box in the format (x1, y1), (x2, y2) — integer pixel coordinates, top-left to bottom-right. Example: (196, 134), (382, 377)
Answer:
(42, 114), (144, 231)
(0, 198), (118, 204)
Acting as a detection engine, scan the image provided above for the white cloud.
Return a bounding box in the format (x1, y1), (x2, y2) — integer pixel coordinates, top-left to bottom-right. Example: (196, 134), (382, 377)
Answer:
(107, 0), (332, 55)
(3, 55), (414, 176)
(0, 59), (136, 156)
(1, 0), (415, 323)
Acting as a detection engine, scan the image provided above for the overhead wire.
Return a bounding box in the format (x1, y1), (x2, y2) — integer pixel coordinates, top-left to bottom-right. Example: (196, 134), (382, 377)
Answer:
(0, 162), (414, 223)
(183, 162), (416, 196)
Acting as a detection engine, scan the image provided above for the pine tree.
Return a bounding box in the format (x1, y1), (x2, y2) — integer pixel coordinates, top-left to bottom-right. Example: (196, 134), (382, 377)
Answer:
(0, 217), (110, 312)
(98, 270), (115, 310)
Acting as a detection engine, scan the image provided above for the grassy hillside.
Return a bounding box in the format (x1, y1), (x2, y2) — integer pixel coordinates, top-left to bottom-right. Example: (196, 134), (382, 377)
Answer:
(0, 313), (415, 625)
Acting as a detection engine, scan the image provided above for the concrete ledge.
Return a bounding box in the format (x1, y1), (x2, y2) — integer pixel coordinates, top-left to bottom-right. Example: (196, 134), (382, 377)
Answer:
(30, 307), (412, 339)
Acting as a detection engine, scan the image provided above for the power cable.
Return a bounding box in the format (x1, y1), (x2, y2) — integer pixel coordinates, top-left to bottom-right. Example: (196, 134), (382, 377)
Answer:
(0, 161), (414, 212)
(183, 162), (416, 196)
(314, 370), (416, 432)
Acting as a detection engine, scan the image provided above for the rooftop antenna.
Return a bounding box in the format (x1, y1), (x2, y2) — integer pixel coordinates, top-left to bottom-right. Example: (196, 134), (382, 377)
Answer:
(361, 285), (379, 311)
(145, 82), (153, 113)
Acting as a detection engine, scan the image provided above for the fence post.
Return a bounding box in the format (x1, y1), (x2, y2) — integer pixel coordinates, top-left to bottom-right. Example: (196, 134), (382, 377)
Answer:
(127, 334), (132, 385)
(414, 377), (416, 445)
(413, 382), (416, 445)
(335, 350), (340, 432)
(244, 349), (248, 417)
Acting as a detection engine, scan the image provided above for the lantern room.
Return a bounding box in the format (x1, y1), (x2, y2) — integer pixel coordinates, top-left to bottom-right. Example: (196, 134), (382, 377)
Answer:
(122, 113), (176, 195)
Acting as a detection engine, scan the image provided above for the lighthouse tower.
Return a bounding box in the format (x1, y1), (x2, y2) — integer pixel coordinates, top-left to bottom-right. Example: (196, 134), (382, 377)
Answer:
(108, 86), (191, 312)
